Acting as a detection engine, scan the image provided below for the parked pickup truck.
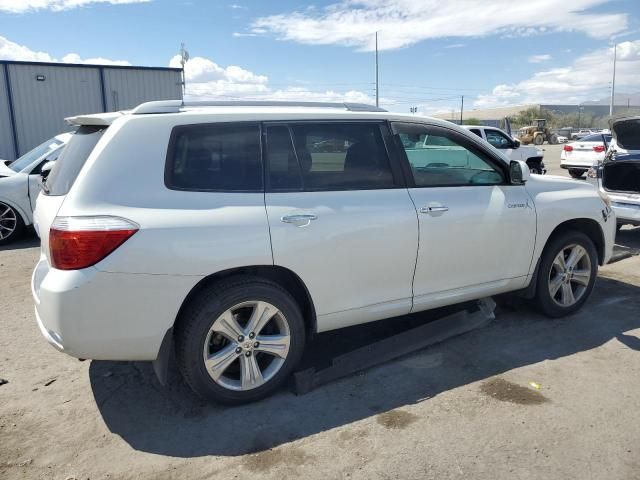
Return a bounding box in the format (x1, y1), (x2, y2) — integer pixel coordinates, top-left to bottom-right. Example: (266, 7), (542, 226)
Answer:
(464, 125), (546, 174)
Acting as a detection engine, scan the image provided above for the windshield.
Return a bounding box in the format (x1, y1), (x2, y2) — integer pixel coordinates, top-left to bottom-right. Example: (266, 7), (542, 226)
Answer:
(8, 137), (64, 172)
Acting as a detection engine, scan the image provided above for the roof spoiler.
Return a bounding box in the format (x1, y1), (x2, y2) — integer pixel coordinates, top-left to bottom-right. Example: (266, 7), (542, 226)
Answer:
(130, 100), (387, 114)
(65, 111), (125, 126)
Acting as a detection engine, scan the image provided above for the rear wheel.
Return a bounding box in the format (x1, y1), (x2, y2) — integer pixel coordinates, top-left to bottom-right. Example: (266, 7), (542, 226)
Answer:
(534, 231), (598, 317)
(176, 276), (306, 404)
(568, 169), (585, 179)
(0, 202), (24, 245)
(549, 134), (559, 145)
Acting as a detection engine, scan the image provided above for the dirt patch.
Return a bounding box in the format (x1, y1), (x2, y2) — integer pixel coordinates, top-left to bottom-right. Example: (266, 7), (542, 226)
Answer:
(243, 446), (313, 473)
(338, 427), (369, 443)
(376, 410), (419, 430)
(480, 378), (548, 405)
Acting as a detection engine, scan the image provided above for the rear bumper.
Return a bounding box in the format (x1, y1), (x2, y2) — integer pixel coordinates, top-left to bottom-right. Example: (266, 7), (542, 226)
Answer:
(32, 256), (202, 361)
(560, 164), (590, 170)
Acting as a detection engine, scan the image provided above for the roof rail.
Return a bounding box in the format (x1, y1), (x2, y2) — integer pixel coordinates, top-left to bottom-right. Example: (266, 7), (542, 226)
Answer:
(130, 100), (387, 115)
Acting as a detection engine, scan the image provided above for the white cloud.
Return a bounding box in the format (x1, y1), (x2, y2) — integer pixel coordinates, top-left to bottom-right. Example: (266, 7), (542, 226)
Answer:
(171, 53), (376, 104)
(0, 35), (131, 65)
(528, 54), (551, 63)
(0, 0), (148, 13)
(445, 43), (465, 49)
(474, 40), (640, 107)
(61, 53), (131, 66)
(251, 0), (628, 51)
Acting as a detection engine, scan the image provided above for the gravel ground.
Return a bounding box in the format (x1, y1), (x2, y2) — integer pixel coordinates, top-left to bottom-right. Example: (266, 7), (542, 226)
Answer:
(1, 151), (639, 480)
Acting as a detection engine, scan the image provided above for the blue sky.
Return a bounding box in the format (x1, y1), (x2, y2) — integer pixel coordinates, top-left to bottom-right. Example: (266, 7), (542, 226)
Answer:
(0, 0), (638, 114)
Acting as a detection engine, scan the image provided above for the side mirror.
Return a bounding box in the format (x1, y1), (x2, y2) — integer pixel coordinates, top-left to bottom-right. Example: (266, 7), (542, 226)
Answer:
(512, 139), (521, 149)
(40, 161), (55, 180)
(510, 160), (530, 185)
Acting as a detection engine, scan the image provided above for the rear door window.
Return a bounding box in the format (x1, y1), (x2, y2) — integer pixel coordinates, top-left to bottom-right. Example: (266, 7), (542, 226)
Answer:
(166, 124), (262, 192)
(266, 123), (395, 191)
(44, 126), (106, 196)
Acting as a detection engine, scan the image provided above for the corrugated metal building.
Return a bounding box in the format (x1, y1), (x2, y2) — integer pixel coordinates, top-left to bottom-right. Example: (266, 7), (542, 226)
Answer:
(0, 60), (183, 160)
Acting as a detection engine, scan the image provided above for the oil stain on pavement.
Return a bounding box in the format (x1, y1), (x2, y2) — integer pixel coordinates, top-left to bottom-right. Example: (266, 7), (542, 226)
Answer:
(480, 378), (548, 405)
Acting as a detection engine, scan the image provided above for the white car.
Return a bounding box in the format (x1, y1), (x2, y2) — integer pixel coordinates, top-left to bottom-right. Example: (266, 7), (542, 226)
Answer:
(0, 133), (71, 244)
(32, 101), (615, 404)
(463, 125), (546, 174)
(556, 135), (569, 144)
(561, 133), (612, 179)
(588, 116), (640, 229)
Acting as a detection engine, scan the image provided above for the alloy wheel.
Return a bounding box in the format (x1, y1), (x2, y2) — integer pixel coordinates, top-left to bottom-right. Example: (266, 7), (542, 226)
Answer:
(0, 203), (17, 240)
(202, 300), (291, 391)
(548, 244), (592, 307)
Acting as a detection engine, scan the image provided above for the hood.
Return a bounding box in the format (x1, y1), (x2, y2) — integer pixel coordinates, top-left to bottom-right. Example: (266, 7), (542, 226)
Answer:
(610, 116), (640, 151)
(0, 160), (16, 177)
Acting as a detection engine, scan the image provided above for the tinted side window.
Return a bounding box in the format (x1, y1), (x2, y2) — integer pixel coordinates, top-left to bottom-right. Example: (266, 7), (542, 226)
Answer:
(485, 129), (512, 149)
(469, 129), (482, 138)
(286, 123), (394, 191)
(265, 125), (302, 191)
(393, 123), (504, 187)
(45, 126), (106, 196)
(166, 124), (262, 192)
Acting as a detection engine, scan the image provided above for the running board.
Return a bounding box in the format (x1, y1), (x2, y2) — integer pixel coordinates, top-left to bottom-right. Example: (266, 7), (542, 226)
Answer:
(292, 297), (496, 395)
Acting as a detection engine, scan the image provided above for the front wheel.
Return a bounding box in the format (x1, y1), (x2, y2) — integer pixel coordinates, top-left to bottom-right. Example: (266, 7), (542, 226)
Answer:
(533, 134), (544, 145)
(176, 276), (305, 404)
(534, 231), (598, 318)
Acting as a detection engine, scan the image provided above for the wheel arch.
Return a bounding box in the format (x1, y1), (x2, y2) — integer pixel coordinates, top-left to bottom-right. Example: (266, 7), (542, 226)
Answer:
(174, 264), (317, 337)
(521, 217), (605, 299)
(545, 218), (606, 266)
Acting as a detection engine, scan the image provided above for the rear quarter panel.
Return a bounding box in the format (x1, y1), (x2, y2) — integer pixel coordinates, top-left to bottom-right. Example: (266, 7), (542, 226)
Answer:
(57, 114), (273, 276)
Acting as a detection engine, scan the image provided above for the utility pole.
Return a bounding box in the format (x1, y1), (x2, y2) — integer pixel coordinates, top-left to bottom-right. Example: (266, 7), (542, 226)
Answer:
(610, 43), (617, 117)
(375, 32), (379, 108)
(460, 95), (464, 124)
(179, 42), (189, 97)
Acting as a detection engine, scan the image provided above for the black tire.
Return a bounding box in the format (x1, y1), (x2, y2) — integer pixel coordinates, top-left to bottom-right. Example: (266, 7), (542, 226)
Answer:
(549, 134), (559, 145)
(534, 230), (598, 318)
(175, 276), (306, 404)
(533, 134), (544, 145)
(0, 202), (25, 246)
(568, 169), (585, 179)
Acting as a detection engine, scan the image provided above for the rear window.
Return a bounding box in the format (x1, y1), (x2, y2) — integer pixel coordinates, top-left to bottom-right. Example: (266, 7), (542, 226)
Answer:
(165, 124), (262, 192)
(44, 126), (106, 196)
(580, 134), (612, 142)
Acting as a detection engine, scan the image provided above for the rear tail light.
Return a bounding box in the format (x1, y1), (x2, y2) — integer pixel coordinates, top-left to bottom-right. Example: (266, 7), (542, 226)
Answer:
(50, 216), (139, 270)
(563, 145), (573, 152)
(593, 145), (605, 153)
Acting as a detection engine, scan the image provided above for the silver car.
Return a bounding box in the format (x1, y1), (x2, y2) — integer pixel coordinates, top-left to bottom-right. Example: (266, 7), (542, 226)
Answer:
(588, 116), (640, 229)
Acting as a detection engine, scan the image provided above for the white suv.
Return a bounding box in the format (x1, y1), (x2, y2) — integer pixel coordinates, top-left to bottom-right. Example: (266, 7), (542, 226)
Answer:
(32, 101), (615, 404)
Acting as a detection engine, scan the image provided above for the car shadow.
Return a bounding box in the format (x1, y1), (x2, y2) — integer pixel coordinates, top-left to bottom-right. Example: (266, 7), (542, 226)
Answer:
(89, 276), (640, 458)
(0, 231), (39, 251)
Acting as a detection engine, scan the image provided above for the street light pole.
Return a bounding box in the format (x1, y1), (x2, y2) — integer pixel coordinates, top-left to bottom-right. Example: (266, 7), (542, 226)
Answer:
(610, 43), (617, 117)
(375, 32), (379, 108)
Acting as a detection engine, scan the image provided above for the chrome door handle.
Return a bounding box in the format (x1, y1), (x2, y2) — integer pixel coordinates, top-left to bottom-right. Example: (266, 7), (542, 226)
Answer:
(420, 206), (449, 214)
(281, 214), (318, 226)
